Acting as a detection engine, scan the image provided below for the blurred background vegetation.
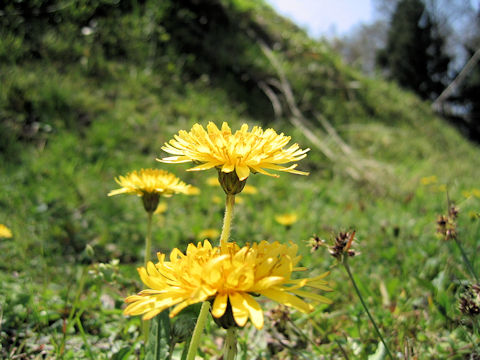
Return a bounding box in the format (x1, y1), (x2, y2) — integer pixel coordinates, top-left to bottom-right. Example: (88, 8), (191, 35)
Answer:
(1, 0), (480, 358)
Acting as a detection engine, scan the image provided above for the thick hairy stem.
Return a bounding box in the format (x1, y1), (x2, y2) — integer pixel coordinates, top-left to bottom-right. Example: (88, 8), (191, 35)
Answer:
(224, 328), (237, 360)
(185, 302), (211, 360)
(220, 194), (235, 248)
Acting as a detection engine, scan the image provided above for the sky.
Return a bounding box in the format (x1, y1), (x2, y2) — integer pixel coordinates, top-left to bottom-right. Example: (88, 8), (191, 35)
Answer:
(266, 0), (375, 38)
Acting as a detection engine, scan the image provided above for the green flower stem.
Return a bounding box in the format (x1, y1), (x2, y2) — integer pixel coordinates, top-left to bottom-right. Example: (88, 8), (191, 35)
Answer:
(144, 211), (154, 267)
(185, 193), (237, 360)
(220, 194), (235, 247)
(453, 236), (479, 282)
(186, 301), (211, 360)
(342, 257), (393, 360)
(143, 211), (154, 343)
(334, 339), (350, 360)
(224, 328), (237, 360)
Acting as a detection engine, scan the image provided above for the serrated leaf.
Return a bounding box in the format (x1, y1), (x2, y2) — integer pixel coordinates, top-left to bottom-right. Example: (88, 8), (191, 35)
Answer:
(368, 341), (386, 360)
(145, 310), (171, 360)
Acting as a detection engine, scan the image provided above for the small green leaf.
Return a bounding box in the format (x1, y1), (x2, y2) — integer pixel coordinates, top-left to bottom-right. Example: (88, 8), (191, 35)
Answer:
(111, 347), (131, 360)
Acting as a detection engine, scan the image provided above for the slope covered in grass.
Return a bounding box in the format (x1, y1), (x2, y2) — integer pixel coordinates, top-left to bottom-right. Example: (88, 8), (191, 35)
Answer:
(1, 0), (480, 358)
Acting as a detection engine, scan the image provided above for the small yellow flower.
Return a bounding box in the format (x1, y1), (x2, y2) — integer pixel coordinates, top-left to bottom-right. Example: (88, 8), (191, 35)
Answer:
(108, 169), (198, 212)
(160, 122), (309, 181)
(420, 176), (437, 186)
(434, 184), (447, 193)
(154, 201), (168, 215)
(197, 229), (220, 240)
(0, 224), (12, 238)
(124, 240), (332, 329)
(275, 213), (298, 226)
(242, 185), (258, 195)
(468, 211), (479, 220)
(235, 195), (245, 204)
(206, 176), (220, 186)
(212, 195), (223, 204)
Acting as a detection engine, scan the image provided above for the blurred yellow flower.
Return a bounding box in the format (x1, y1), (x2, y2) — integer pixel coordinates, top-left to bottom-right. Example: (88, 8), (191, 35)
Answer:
(469, 211), (480, 220)
(464, 189), (480, 199)
(206, 176), (220, 186)
(124, 240), (332, 329)
(275, 213), (298, 226)
(420, 176), (437, 186)
(154, 201), (168, 215)
(212, 195), (223, 204)
(197, 229), (220, 240)
(108, 169), (198, 212)
(0, 224), (12, 238)
(434, 184), (447, 193)
(160, 122), (309, 181)
(242, 184), (258, 195)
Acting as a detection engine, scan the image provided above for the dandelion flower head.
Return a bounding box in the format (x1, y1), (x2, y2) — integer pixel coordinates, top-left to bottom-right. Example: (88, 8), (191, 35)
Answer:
(0, 224), (12, 238)
(275, 213), (298, 226)
(124, 240), (332, 329)
(160, 122), (310, 181)
(197, 228), (220, 240)
(108, 169), (198, 198)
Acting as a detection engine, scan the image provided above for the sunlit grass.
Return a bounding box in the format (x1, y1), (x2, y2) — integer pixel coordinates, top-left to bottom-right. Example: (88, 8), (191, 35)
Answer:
(1, 1), (480, 357)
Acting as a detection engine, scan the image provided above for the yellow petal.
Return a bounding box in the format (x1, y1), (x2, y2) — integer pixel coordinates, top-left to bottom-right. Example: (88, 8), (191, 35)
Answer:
(222, 163), (235, 173)
(289, 289), (333, 304)
(229, 293), (249, 327)
(235, 165), (250, 181)
(212, 293), (228, 318)
(250, 276), (285, 292)
(188, 162), (221, 171)
(260, 288), (313, 313)
(143, 308), (162, 320)
(243, 293), (264, 329)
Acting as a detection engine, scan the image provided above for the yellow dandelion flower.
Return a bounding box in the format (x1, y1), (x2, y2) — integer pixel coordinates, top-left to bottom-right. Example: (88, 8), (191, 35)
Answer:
(124, 240), (332, 330)
(212, 195), (223, 204)
(434, 184), (447, 193)
(275, 213), (298, 226)
(160, 122), (310, 181)
(0, 224), (12, 238)
(472, 189), (480, 198)
(469, 211), (480, 220)
(197, 229), (220, 240)
(108, 168), (198, 212)
(242, 185), (258, 195)
(154, 201), (168, 215)
(206, 176), (221, 186)
(420, 176), (437, 186)
(108, 169), (197, 197)
(235, 195), (245, 204)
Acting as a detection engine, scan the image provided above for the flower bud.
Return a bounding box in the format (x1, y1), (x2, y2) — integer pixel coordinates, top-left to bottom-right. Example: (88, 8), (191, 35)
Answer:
(218, 171), (247, 195)
(142, 192), (160, 213)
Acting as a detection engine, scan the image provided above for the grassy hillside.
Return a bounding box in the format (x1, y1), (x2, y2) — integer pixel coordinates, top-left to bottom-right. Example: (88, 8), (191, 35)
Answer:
(1, 0), (480, 358)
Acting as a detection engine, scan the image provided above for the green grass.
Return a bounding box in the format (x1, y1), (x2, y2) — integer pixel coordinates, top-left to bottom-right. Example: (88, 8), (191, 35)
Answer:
(1, 0), (480, 358)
